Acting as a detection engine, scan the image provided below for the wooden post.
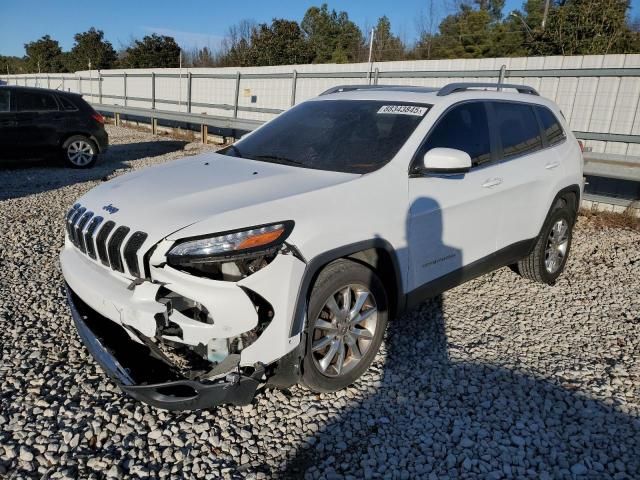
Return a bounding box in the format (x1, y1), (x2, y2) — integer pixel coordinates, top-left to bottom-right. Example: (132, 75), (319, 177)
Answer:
(201, 123), (208, 144)
(115, 112), (121, 126)
(152, 118), (157, 135)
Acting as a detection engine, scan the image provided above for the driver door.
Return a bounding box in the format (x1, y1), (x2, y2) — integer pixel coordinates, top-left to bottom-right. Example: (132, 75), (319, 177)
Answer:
(407, 101), (501, 295)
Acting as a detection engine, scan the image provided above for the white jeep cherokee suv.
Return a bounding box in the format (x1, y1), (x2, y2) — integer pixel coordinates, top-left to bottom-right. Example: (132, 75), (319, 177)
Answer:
(61, 82), (583, 410)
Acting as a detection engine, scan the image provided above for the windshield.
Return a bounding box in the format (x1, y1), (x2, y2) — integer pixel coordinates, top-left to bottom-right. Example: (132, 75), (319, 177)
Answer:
(221, 100), (431, 174)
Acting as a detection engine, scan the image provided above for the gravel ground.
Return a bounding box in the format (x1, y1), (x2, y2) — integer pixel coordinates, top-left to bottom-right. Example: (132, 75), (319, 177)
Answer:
(1, 125), (639, 479)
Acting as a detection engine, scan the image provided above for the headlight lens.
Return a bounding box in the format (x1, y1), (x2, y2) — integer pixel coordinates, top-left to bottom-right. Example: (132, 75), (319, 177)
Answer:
(167, 221), (293, 264)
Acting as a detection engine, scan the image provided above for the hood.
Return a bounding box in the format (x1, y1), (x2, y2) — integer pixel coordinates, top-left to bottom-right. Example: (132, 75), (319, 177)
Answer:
(76, 152), (358, 243)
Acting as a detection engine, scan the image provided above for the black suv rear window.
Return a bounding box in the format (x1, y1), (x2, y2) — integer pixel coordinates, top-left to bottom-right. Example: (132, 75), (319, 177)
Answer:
(0, 90), (9, 112)
(16, 90), (58, 112)
(536, 106), (565, 146)
(221, 100), (430, 174)
(58, 95), (78, 111)
(493, 102), (542, 159)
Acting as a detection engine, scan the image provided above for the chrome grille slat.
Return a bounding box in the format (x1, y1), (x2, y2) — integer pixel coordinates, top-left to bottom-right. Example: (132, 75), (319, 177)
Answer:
(84, 216), (103, 259)
(107, 226), (130, 273)
(123, 232), (148, 277)
(69, 207), (86, 246)
(96, 221), (116, 266)
(66, 204), (148, 278)
(75, 211), (93, 253)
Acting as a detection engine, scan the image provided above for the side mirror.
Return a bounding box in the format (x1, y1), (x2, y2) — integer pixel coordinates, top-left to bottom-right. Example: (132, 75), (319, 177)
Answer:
(422, 148), (472, 174)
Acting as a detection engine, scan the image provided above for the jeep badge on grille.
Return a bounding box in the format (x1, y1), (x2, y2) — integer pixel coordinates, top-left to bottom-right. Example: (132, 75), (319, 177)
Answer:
(102, 204), (119, 214)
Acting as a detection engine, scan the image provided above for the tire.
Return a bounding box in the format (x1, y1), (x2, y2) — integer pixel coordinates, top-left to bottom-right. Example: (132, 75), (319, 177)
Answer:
(301, 259), (388, 393)
(62, 135), (98, 168)
(516, 203), (575, 284)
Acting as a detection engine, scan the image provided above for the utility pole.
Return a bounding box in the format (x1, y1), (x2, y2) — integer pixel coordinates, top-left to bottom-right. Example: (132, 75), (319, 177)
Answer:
(367, 28), (375, 85)
(541, 0), (551, 30)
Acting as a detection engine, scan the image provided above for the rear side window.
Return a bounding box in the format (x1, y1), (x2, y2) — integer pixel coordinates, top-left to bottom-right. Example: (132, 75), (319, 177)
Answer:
(58, 95), (78, 111)
(16, 91), (58, 112)
(493, 102), (542, 158)
(0, 90), (9, 112)
(421, 101), (492, 166)
(536, 106), (565, 146)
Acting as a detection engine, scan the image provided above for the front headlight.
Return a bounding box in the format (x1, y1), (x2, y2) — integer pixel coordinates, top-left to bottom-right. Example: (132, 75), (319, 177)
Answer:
(167, 221), (294, 269)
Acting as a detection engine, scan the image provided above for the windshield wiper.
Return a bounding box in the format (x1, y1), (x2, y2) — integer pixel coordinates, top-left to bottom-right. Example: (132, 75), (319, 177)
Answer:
(250, 154), (304, 166)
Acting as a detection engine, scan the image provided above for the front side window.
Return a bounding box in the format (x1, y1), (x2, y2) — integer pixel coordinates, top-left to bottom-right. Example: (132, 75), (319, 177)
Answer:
(16, 91), (58, 112)
(420, 101), (492, 166)
(493, 102), (542, 159)
(536, 106), (565, 146)
(0, 90), (10, 112)
(221, 100), (431, 174)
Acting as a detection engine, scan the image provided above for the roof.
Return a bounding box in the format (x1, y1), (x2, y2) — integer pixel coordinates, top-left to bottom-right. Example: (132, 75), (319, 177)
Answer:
(0, 85), (81, 97)
(313, 82), (559, 110)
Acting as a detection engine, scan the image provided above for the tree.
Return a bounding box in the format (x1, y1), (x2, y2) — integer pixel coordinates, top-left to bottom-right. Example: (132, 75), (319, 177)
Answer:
(218, 19), (257, 67)
(372, 16), (405, 61)
(120, 34), (181, 68)
(0, 55), (26, 75)
(66, 28), (117, 71)
(24, 35), (66, 73)
(246, 19), (313, 66)
(187, 46), (217, 67)
(527, 0), (639, 55)
(301, 4), (364, 63)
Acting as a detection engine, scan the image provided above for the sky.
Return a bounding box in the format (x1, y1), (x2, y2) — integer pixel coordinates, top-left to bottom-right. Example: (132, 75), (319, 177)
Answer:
(1, 0), (639, 57)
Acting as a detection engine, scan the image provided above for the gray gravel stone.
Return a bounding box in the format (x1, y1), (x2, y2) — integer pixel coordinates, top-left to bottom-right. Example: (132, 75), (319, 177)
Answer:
(1, 125), (639, 479)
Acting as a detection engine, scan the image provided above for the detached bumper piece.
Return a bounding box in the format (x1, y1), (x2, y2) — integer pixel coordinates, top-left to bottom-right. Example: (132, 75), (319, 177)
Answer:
(65, 284), (262, 410)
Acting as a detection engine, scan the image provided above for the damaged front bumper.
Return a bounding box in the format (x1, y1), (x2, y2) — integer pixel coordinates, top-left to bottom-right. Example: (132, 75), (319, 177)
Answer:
(60, 237), (306, 410)
(66, 284), (264, 410)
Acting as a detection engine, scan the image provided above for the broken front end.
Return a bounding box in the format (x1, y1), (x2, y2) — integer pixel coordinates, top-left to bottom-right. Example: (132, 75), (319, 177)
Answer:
(61, 208), (306, 410)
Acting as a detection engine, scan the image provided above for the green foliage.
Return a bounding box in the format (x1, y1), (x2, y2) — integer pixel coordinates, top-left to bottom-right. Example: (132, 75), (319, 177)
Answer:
(24, 35), (66, 73)
(120, 34), (181, 68)
(66, 28), (117, 71)
(527, 0), (640, 55)
(301, 4), (364, 63)
(5, 1), (640, 72)
(372, 16), (405, 61)
(246, 19), (314, 66)
(0, 55), (26, 74)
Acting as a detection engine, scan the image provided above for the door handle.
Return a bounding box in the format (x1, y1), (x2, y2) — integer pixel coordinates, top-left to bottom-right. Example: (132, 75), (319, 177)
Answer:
(545, 161), (560, 170)
(482, 177), (503, 188)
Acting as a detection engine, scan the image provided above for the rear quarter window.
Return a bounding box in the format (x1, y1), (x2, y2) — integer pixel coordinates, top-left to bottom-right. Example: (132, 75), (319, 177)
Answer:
(58, 95), (78, 111)
(536, 106), (566, 146)
(493, 102), (542, 159)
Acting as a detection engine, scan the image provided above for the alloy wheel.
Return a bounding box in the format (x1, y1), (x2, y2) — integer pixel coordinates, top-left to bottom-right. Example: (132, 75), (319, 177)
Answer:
(311, 284), (378, 377)
(545, 219), (569, 273)
(67, 140), (94, 166)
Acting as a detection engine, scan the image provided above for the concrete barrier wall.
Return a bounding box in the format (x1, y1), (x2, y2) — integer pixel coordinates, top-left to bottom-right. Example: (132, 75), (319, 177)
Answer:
(5, 54), (640, 156)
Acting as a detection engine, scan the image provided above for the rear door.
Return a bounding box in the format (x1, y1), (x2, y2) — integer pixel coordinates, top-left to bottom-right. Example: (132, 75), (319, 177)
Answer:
(0, 89), (18, 155)
(14, 90), (62, 153)
(488, 101), (559, 249)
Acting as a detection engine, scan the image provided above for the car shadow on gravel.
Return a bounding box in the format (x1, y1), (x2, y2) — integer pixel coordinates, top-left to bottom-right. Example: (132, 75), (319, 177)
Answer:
(0, 140), (188, 201)
(282, 197), (640, 479)
(283, 297), (640, 478)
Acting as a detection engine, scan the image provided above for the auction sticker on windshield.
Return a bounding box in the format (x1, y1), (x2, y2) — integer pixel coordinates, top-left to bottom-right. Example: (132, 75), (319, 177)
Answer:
(377, 105), (429, 116)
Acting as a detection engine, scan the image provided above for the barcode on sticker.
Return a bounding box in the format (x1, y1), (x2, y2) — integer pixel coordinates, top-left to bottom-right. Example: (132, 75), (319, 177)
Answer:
(377, 105), (428, 116)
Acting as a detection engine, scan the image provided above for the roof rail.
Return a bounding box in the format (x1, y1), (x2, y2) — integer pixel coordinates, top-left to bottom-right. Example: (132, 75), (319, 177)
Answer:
(320, 84), (441, 96)
(437, 82), (539, 96)
(320, 85), (396, 96)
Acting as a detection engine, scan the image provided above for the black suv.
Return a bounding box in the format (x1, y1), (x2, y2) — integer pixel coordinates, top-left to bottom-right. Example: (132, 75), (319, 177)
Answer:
(0, 86), (108, 168)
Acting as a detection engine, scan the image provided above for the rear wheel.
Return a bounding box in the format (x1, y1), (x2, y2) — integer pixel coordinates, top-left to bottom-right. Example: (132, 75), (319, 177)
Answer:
(516, 204), (575, 284)
(302, 259), (388, 393)
(62, 135), (98, 168)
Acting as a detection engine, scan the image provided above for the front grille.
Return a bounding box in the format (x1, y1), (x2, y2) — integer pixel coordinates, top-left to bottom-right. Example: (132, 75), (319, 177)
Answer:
(65, 204), (148, 278)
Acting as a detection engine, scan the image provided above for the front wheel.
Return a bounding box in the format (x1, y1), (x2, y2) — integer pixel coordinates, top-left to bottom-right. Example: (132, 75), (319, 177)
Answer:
(302, 259), (388, 393)
(62, 136), (98, 168)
